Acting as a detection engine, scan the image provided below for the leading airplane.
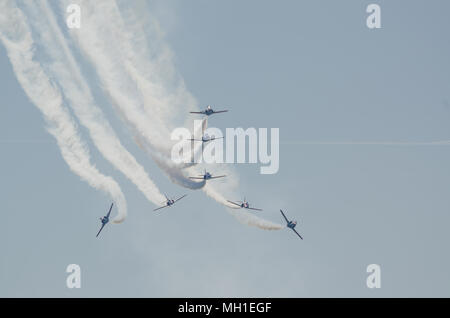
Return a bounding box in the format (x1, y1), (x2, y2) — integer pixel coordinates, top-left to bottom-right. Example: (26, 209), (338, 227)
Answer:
(153, 194), (187, 212)
(189, 170), (226, 181)
(227, 197), (263, 211)
(96, 203), (113, 238)
(280, 209), (303, 240)
(190, 105), (228, 116)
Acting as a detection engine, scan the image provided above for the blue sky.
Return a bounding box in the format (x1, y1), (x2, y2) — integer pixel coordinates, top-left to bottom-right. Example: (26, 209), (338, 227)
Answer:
(1, 0), (450, 297)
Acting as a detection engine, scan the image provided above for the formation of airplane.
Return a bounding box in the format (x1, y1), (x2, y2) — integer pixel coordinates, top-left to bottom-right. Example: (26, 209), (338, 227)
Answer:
(96, 203), (113, 238)
(189, 170), (226, 181)
(97, 201), (303, 241)
(95, 103), (303, 242)
(227, 197), (263, 211)
(153, 193), (187, 212)
(190, 105), (228, 116)
(280, 209), (303, 240)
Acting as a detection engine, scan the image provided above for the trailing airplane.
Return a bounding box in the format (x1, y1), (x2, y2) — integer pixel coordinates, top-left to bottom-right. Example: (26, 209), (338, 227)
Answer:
(189, 170), (226, 181)
(190, 105), (228, 116)
(188, 132), (223, 143)
(153, 194), (187, 212)
(96, 203), (113, 237)
(227, 197), (263, 211)
(280, 209), (303, 240)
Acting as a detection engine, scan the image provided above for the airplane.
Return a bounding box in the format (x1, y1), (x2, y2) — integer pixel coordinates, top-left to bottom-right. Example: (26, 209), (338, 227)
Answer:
(189, 170), (226, 181)
(190, 105), (228, 116)
(280, 209), (303, 240)
(226, 197), (263, 211)
(188, 132), (223, 143)
(153, 194), (187, 212)
(96, 203), (113, 237)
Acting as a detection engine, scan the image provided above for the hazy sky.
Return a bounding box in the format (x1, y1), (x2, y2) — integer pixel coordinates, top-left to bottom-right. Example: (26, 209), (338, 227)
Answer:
(1, 0), (450, 297)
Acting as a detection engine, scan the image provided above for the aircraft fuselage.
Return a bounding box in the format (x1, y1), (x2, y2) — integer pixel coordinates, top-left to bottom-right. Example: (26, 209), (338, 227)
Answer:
(202, 135), (213, 142)
(287, 221), (297, 229)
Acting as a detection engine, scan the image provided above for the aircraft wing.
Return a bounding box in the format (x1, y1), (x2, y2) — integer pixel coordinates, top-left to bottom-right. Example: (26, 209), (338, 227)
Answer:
(174, 194), (187, 203)
(153, 205), (168, 212)
(247, 207), (263, 211)
(210, 175), (226, 179)
(280, 209), (289, 223)
(106, 203), (114, 218)
(96, 224), (106, 238)
(213, 110), (228, 114)
(292, 228), (303, 240)
(189, 177), (204, 179)
(227, 200), (242, 207)
(190, 111), (205, 114)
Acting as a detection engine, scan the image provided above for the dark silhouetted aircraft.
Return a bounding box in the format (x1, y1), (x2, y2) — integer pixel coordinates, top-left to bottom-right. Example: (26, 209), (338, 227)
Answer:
(97, 203), (113, 237)
(227, 197), (262, 211)
(153, 194), (187, 212)
(189, 170), (226, 181)
(188, 132), (223, 143)
(280, 209), (303, 240)
(190, 105), (228, 116)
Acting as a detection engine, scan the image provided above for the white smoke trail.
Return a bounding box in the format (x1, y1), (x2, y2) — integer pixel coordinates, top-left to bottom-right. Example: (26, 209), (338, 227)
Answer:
(229, 210), (284, 230)
(60, 0), (201, 190)
(0, 0), (127, 222)
(200, 166), (283, 230)
(61, 0), (283, 230)
(283, 140), (450, 145)
(202, 178), (241, 209)
(61, 0), (175, 152)
(18, 1), (166, 206)
(135, 134), (206, 190)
